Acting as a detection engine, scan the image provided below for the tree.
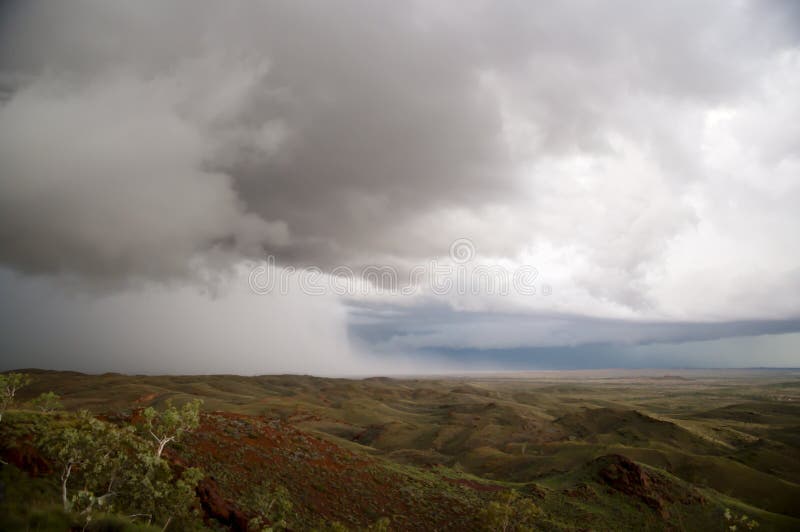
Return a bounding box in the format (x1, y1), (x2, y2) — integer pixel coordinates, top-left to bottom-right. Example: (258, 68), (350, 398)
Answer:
(31, 391), (63, 413)
(480, 490), (541, 532)
(0, 372), (31, 422)
(40, 408), (203, 530)
(123, 452), (203, 531)
(141, 399), (202, 457)
(39, 410), (126, 512)
(246, 482), (294, 531)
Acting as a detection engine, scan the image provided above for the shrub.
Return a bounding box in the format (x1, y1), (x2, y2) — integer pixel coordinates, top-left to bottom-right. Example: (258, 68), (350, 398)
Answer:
(479, 490), (540, 532)
(31, 391), (63, 412)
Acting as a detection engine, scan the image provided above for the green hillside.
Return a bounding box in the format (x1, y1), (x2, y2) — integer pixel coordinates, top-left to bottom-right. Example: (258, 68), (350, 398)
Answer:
(2, 369), (799, 530)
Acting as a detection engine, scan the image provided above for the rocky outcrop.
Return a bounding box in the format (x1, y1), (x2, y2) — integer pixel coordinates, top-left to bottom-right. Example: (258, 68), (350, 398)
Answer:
(1, 443), (51, 477)
(593, 454), (705, 519)
(596, 454), (669, 516)
(196, 476), (250, 531)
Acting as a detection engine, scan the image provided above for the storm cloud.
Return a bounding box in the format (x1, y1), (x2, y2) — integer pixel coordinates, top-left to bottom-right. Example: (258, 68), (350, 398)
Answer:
(0, 1), (799, 372)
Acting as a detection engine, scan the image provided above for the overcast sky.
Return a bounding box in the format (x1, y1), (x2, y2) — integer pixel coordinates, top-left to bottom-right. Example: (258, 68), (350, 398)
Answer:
(1, 1), (799, 374)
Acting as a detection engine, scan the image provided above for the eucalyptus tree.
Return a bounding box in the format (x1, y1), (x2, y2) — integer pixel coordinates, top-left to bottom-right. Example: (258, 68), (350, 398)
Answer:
(141, 399), (202, 457)
(0, 372), (31, 422)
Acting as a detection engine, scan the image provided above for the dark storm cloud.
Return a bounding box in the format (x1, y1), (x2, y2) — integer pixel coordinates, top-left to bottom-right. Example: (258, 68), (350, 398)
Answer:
(347, 302), (800, 353)
(0, 0), (796, 278)
(0, 1), (505, 277)
(418, 338), (800, 370)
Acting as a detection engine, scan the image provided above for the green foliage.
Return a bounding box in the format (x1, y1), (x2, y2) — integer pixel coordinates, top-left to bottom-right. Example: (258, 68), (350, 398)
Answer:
(83, 513), (161, 531)
(0, 372), (31, 421)
(141, 399), (202, 457)
(479, 490), (540, 532)
(312, 518), (391, 532)
(123, 454), (204, 530)
(313, 522), (351, 532)
(31, 390), (63, 412)
(724, 508), (760, 530)
(246, 482), (294, 531)
(365, 517), (391, 531)
(39, 410), (133, 513)
(2, 506), (75, 531)
(35, 409), (203, 530)
(0, 462), (69, 531)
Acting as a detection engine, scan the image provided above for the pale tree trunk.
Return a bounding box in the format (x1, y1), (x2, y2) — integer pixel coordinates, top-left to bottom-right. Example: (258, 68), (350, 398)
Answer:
(62, 463), (73, 511)
(151, 431), (175, 458)
(1, 385), (19, 423)
(3, 386), (17, 417)
(156, 436), (174, 457)
(162, 516), (173, 531)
